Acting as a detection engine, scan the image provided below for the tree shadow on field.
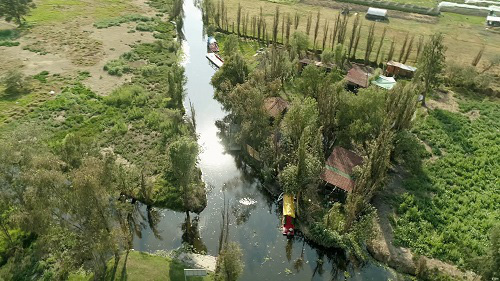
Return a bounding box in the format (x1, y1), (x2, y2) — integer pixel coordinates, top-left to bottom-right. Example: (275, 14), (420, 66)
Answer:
(431, 109), (474, 154)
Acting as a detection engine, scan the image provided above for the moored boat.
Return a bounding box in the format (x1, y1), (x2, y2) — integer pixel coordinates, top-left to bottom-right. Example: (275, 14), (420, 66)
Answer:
(282, 194), (295, 237)
(206, 52), (224, 68)
(207, 36), (219, 53)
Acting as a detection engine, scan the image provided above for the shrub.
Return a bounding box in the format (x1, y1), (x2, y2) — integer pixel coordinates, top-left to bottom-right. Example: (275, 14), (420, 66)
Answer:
(111, 120), (128, 136)
(445, 63), (492, 92)
(104, 85), (146, 108)
(1, 70), (31, 97)
(94, 14), (151, 29)
(136, 22), (155, 32)
(33, 71), (50, 83)
(103, 59), (131, 76)
(0, 41), (20, 47)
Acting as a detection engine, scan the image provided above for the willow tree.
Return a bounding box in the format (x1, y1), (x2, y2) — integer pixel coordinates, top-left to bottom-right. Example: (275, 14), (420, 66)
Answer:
(0, 0), (35, 26)
(169, 137), (205, 214)
(291, 31), (309, 59)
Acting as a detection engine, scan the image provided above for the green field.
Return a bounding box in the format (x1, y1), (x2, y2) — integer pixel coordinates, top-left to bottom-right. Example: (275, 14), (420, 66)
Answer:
(393, 90), (500, 269)
(68, 251), (213, 281)
(26, 0), (135, 24)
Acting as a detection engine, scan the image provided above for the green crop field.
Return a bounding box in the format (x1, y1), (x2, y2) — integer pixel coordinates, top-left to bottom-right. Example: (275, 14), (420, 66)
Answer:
(393, 91), (500, 268)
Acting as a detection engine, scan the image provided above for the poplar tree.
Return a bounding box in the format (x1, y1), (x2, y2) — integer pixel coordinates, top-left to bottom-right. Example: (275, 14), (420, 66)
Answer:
(416, 33), (446, 106)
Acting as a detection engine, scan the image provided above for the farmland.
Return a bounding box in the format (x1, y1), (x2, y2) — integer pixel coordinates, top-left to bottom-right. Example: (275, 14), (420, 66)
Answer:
(393, 89), (500, 269)
(219, 0), (500, 69)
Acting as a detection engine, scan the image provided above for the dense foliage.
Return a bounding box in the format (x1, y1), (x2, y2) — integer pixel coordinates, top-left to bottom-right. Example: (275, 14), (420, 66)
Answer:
(393, 93), (500, 270)
(0, 4), (205, 279)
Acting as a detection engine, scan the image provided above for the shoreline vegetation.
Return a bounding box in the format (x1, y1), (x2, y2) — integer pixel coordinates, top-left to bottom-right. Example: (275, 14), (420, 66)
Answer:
(0, 0), (498, 280)
(202, 0), (499, 278)
(0, 0), (211, 279)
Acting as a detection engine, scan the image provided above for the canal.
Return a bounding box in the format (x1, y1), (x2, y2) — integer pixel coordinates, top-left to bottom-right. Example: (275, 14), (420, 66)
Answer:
(135, 0), (396, 280)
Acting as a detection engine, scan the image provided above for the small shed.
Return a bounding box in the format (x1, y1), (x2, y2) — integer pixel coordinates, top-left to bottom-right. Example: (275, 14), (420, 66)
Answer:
(366, 7), (388, 21)
(486, 15), (500, 26)
(264, 97), (289, 119)
(346, 64), (372, 90)
(320, 147), (363, 193)
(372, 75), (397, 90)
(386, 61), (417, 78)
(298, 58), (334, 72)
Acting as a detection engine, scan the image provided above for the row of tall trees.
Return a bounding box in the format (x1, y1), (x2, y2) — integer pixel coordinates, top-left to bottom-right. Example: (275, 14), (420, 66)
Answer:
(202, 0), (441, 66)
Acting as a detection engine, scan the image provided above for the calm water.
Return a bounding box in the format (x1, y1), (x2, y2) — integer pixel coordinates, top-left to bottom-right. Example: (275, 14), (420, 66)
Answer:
(134, 1), (396, 280)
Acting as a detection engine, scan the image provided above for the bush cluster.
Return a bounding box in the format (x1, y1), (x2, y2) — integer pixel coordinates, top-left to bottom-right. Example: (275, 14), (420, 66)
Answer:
(94, 14), (151, 29)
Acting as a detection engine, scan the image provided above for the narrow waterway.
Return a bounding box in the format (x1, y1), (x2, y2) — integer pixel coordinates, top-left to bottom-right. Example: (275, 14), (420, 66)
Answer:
(134, 0), (396, 279)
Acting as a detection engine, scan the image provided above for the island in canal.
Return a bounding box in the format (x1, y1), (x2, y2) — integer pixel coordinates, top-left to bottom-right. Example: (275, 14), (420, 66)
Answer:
(0, 0), (498, 280)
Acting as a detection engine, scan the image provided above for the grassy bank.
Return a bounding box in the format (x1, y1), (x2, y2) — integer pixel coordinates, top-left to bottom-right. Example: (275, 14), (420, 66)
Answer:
(68, 251), (213, 281)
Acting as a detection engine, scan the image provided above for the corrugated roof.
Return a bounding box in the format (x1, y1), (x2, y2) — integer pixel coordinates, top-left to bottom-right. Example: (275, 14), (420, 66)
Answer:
(320, 147), (363, 192)
(264, 97), (289, 118)
(387, 60), (417, 72)
(367, 7), (388, 17)
(346, 65), (371, 87)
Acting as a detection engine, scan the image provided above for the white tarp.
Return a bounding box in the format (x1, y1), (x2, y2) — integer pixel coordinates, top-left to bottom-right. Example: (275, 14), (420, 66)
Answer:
(439, 1), (500, 12)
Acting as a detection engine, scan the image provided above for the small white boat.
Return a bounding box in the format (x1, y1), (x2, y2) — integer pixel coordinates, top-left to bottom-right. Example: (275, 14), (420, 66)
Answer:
(206, 52), (224, 68)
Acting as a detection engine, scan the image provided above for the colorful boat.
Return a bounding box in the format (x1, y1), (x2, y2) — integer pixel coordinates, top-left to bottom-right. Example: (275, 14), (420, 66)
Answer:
(206, 52), (224, 68)
(207, 36), (219, 53)
(282, 194), (295, 237)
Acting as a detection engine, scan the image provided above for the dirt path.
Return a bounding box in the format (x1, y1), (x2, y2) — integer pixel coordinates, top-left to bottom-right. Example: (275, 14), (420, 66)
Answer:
(368, 168), (479, 280)
(0, 0), (157, 95)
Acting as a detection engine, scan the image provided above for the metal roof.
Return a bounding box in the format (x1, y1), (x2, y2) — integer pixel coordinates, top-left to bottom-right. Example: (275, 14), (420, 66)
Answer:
(372, 75), (397, 90)
(487, 15), (500, 22)
(387, 61), (417, 72)
(367, 7), (388, 17)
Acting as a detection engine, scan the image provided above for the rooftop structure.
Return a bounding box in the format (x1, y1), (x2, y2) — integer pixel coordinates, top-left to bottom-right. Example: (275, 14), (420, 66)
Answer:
(487, 15), (500, 26)
(320, 147), (363, 193)
(346, 64), (372, 88)
(366, 7), (388, 20)
(386, 61), (417, 78)
(264, 97), (289, 118)
(372, 75), (397, 90)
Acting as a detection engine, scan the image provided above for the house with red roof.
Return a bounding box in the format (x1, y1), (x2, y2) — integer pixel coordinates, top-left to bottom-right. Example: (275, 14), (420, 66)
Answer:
(320, 147), (363, 193)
